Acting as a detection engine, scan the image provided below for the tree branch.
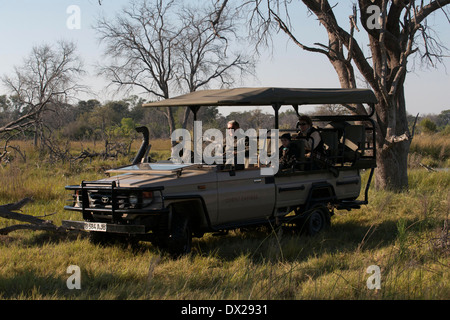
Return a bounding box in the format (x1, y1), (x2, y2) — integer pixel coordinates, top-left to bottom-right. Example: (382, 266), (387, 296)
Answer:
(382, 132), (411, 152)
(412, 0), (450, 26)
(0, 198), (73, 235)
(269, 8), (330, 57)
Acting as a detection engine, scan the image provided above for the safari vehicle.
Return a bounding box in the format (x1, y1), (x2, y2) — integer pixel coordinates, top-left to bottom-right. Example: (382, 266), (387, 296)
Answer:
(62, 87), (378, 256)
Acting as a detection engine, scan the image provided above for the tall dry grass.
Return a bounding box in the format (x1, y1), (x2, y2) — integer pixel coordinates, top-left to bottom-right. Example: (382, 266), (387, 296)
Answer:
(409, 133), (450, 168)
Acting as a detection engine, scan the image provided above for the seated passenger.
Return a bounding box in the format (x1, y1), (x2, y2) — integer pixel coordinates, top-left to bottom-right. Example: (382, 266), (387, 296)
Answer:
(224, 120), (247, 170)
(279, 133), (300, 170)
(297, 115), (327, 170)
(297, 115), (324, 157)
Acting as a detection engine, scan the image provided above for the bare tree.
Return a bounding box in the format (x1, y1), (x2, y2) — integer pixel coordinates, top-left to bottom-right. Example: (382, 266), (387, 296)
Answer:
(220, 0), (450, 191)
(1, 41), (85, 151)
(95, 0), (180, 137)
(95, 0), (253, 136)
(177, 2), (254, 128)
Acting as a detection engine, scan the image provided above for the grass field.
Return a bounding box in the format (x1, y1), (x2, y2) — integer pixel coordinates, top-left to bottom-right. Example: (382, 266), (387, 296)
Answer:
(409, 133), (450, 168)
(0, 137), (449, 300)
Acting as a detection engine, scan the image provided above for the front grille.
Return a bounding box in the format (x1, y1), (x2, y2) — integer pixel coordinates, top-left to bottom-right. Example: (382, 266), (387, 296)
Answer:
(65, 180), (164, 222)
(88, 191), (131, 209)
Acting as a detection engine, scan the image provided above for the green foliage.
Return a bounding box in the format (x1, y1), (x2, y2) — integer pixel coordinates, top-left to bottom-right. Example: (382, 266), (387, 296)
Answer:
(441, 124), (450, 135)
(420, 118), (437, 134)
(437, 109), (450, 127)
(107, 118), (137, 139)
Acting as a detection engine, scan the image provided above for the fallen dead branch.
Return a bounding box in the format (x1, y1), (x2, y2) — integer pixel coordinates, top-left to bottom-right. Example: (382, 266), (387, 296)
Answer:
(420, 163), (437, 172)
(0, 198), (73, 235)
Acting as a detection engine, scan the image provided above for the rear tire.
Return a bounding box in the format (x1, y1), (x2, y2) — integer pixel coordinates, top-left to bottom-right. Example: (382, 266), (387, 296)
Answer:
(296, 205), (331, 236)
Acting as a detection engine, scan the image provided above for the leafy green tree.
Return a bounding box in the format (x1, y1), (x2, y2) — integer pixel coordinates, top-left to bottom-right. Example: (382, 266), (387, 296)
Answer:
(420, 118), (437, 134)
(115, 118), (138, 138)
(76, 100), (101, 115)
(441, 124), (450, 135)
(437, 109), (450, 128)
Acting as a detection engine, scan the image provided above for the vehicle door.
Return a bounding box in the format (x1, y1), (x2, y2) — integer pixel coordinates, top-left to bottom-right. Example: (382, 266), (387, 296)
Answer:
(216, 168), (275, 225)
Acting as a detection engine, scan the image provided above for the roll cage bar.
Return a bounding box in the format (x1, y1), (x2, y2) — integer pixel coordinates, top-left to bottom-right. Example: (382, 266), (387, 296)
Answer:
(143, 86), (377, 127)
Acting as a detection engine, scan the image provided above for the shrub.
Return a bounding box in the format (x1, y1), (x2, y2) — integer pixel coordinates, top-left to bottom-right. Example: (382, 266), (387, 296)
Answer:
(420, 118), (437, 134)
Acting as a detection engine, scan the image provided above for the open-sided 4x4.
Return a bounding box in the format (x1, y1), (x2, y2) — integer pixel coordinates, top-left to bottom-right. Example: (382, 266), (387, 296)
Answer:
(63, 87), (378, 256)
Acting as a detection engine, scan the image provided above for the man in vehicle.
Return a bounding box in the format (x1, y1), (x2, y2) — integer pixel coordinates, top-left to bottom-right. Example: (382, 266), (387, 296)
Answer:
(297, 115), (327, 170)
(224, 120), (247, 169)
(297, 115), (323, 155)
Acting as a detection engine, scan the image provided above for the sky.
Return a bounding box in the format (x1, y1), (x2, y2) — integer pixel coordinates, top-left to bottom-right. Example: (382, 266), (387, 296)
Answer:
(0, 0), (449, 117)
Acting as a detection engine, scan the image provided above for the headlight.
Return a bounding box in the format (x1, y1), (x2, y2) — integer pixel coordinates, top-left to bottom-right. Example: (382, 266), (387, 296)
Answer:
(142, 191), (153, 207)
(129, 194), (139, 207)
(127, 191), (154, 208)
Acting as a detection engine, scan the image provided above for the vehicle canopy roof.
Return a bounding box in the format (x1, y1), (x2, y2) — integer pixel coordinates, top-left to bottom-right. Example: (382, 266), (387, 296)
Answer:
(142, 87), (378, 108)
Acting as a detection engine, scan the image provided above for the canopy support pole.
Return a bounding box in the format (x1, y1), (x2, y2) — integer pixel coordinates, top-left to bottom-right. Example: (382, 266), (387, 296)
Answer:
(189, 106), (200, 121)
(272, 103), (281, 129)
(292, 104), (299, 117)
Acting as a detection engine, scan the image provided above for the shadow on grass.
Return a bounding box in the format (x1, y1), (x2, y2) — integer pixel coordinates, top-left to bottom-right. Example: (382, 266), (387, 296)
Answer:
(3, 213), (434, 265)
(0, 268), (150, 299)
(21, 230), (89, 246)
(190, 217), (416, 264)
(0, 269), (83, 299)
(1, 230), (152, 258)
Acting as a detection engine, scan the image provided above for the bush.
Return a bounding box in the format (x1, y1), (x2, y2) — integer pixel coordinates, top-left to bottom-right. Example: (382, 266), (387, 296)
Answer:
(441, 124), (450, 135)
(420, 118), (437, 134)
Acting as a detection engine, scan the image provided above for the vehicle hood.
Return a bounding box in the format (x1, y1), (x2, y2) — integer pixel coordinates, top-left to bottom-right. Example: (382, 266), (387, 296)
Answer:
(100, 163), (216, 189)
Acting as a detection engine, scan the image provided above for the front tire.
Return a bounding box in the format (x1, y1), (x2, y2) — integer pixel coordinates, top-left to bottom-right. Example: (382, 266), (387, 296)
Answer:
(167, 215), (192, 257)
(89, 231), (113, 246)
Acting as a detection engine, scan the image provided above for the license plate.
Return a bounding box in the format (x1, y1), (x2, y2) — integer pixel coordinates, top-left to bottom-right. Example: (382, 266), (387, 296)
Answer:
(84, 222), (107, 232)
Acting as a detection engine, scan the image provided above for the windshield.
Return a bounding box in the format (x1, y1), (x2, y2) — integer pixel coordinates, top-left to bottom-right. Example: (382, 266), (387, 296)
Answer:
(109, 162), (195, 172)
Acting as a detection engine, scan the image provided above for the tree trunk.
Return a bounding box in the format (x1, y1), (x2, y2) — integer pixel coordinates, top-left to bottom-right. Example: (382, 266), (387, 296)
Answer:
(373, 84), (411, 191)
(182, 108), (191, 130)
(298, 0), (412, 191)
(165, 107), (177, 146)
(376, 142), (410, 191)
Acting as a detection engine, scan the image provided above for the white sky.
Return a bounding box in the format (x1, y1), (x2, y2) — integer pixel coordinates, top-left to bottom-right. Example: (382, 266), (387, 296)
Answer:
(0, 0), (449, 117)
